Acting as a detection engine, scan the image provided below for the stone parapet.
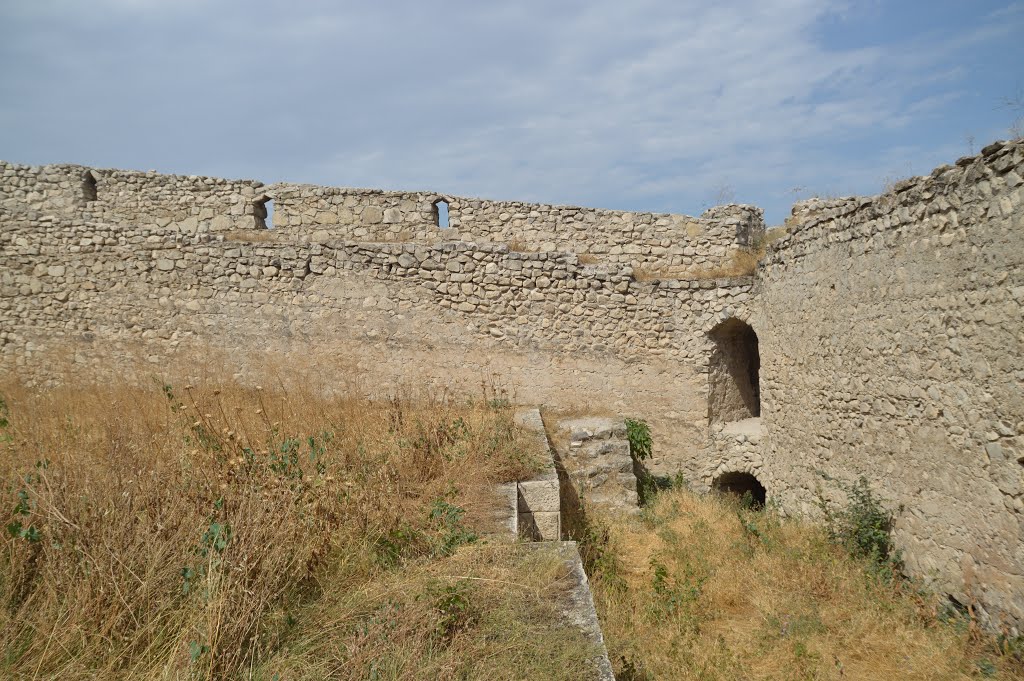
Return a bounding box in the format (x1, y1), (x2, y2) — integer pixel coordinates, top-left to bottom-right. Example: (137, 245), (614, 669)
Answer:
(1, 159), (764, 273)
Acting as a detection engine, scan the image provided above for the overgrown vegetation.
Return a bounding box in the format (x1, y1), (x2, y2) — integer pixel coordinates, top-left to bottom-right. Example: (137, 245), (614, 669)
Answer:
(624, 418), (652, 462)
(586, 485), (1024, 680)
(0, 378), (596, 679)
(816, 473), (904, 580)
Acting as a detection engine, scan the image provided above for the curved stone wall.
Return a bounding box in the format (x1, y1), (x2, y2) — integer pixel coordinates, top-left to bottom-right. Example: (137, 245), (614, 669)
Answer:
(0, 167), (756, 480)
(755, 138), (1024, 629)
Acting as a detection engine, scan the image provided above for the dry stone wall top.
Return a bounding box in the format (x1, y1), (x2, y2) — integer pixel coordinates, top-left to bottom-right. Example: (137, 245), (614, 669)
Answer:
(1, 159), (764, 274)
(269, 181), (763, 273)
(0, 160), (263, 233)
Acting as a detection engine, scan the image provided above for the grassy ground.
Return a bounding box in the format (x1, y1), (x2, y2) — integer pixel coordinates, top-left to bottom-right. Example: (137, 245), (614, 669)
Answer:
(0, 378), (596, 680)
(585, 489), (1024, 681)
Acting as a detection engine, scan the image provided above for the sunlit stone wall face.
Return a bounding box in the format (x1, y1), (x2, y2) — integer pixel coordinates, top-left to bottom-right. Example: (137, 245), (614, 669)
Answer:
(2, 139), (1022, 630)
(0, 158), (759, 486)
(755, 139), (1024, 631)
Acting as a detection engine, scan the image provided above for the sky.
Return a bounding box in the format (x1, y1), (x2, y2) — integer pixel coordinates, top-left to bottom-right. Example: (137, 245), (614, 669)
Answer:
(1, 1), (1022, 224)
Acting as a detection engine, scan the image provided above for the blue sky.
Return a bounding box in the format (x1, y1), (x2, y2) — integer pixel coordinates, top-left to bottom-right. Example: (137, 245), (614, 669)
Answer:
(1, 1), (1021, 224)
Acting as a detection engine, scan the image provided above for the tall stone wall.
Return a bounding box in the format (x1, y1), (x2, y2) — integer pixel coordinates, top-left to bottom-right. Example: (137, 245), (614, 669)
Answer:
(0, 167), (756, 480)
(755, 138), (1024, 629)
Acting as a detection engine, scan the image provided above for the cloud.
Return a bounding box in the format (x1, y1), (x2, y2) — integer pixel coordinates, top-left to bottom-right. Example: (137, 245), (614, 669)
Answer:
(0, 0), (1020, 222)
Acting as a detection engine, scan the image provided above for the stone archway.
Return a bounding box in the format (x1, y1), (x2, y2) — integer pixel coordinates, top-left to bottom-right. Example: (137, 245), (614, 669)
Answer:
(712, 471), (767, 508)
(707, 317), (760, 425)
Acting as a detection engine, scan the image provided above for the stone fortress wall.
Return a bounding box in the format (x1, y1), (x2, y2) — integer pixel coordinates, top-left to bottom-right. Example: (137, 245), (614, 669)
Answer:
(0, 161), (262, 231)
(0, 158), (757, 488)
(755, 139), (1024, 629)
(1, 138), (1022, 630)
(268, 182), (763, 275)
(0, 160), (763, 274)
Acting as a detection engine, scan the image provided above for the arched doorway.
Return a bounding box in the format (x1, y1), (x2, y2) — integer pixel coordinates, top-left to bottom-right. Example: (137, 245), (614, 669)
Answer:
(712, 471), (767, 508)
(707, 318), (760, 425)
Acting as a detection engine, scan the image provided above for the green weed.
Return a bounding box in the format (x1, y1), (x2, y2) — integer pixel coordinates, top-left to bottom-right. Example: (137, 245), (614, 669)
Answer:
(625, 418), (652, 461)
(815, 473), (903, 578)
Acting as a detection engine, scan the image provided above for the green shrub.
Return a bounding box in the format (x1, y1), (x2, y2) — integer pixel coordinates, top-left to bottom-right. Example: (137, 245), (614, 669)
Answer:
(625, 418), (652, 461)
(428, 499), (478, 556)
(429, 580), (478, 642)
(816, 474), (903, 577)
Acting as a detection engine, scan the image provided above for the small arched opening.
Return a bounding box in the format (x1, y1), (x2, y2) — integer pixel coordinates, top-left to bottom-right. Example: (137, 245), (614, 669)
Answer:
(254, 196), (274, 229)
(708, 317), (760, 425)
(432, 198), (450, 229)
(713, 471), (767, 508)
(81, 171), (98, 203)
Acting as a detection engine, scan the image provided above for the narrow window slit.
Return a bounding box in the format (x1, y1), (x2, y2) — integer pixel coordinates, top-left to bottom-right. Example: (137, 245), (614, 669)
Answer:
(82, 171), (98, 203)
(254, 197), (274, 229)
(433, 199), (450, 229)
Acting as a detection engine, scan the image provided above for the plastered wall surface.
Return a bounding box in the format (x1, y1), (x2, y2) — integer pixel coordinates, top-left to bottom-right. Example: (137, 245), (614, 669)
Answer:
(755, 139), (1024, 628)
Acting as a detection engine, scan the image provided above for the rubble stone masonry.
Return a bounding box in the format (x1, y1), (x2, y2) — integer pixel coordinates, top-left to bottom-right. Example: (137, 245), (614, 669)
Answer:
(756, 139), (1024, 628)
(1, 138), (1022, 629)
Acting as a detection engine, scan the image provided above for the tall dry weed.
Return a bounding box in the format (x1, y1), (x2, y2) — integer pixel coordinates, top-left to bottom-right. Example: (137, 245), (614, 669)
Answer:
(586, 488), (1024, 681)
(0, 378), (543, 679)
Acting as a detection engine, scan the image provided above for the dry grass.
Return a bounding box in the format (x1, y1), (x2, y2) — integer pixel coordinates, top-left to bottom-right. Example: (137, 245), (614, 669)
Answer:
(505, 238), (537, 253)
(633, 249), (758, 281)
(577, 253), (601, 265)
(0, 378), (596, 679)
(222, 229), (279, 243)
(587, 489), (1024, 681)
(630, 265), (676, 281)
(256, 544), (598, 680)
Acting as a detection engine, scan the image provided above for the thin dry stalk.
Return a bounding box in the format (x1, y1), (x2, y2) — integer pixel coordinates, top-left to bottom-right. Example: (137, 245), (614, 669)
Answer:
(505, 238), (536, 253)
(222, 229), (278, 243)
